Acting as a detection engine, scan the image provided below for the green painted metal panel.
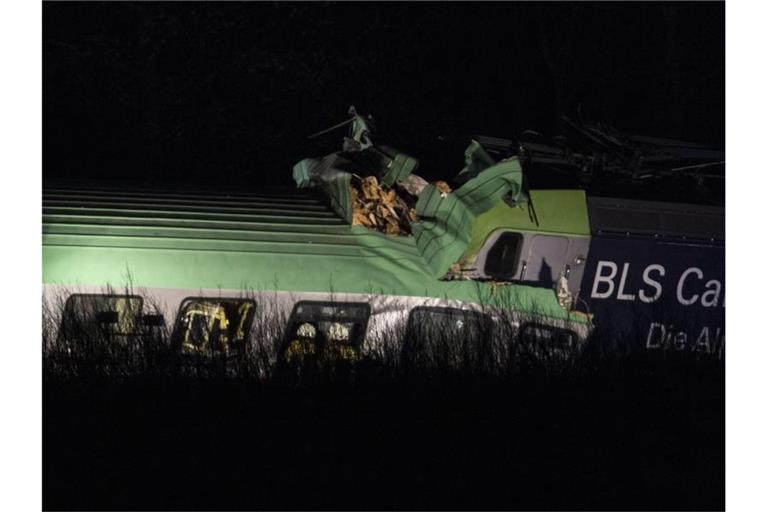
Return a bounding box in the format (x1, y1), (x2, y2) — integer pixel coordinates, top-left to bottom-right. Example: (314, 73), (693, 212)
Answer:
(325, 172), (352, 224)
(292, 154), (352, 223)
(380, 151), (419, 187)
(413, 158), (527, 276)
(42, 244), (580, 321)
(42, 174), (590, 323)
(463, 189), (591, 259)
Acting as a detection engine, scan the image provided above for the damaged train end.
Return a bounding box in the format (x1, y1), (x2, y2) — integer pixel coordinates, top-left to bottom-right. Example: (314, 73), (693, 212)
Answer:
(42, 117), (594, 376)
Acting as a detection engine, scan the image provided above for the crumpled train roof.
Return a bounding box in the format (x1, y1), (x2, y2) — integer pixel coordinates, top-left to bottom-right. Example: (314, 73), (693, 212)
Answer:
(42, 181), (582, 321)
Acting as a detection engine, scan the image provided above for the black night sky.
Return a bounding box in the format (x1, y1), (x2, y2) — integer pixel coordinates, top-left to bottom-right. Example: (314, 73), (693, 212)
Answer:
(40, 4), (727, 510)
(44, 2), (724, 191)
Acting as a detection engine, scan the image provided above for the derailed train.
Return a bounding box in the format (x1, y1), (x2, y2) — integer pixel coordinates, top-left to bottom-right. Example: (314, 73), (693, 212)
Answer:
(42, 113), (724, 364)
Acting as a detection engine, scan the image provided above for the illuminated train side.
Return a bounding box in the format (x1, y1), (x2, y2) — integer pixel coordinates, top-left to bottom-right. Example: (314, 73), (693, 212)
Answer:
(453, 196), (725, 356)
(42, 184), (592, 363)
(42, 184), (723, 361)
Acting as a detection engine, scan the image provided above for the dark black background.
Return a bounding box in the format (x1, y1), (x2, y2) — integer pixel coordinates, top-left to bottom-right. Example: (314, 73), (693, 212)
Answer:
(42, 4), (725, 510)
(44, 372), (724, 510)
(44, 2), (724, 188)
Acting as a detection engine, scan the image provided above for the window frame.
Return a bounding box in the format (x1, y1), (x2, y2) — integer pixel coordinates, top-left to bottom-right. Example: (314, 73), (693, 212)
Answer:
(518, 321), (578, 355)
(484, 231), (525, 280)
(170, 296), (257, 354)
(57, 293), (145, 343)
(280, 300), (372, 359)
(403, 306), (494, 369)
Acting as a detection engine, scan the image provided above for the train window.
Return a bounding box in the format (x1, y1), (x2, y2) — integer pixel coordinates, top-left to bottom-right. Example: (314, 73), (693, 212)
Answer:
(485, 232), (523, 280)
(57, 294), (144, 343)
(172, 298), (256, 355)
(403, 306), (493, 369)
(519, 322), (578, 356)
(281, 301), (371, 363)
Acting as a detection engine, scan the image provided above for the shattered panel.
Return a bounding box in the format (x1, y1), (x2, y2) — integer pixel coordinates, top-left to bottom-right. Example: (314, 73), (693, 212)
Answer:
(413, 158), (527, 277)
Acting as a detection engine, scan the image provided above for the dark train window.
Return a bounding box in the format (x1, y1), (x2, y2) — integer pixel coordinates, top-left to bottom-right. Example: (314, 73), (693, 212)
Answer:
(172, 298), (256, 355)
(281, 301), (371, 363)
(519, 322), (578, 355)
(57, 294), (144, 343)
(485, 232), (523, 279)
(403, 306), (493, 369)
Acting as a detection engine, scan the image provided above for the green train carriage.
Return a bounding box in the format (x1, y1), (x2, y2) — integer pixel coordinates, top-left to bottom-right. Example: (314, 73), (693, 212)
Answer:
(42, 149), (593, 362)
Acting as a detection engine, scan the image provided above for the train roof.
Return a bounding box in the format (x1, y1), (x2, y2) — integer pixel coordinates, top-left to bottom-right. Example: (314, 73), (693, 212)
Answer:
(42, 181), (582, 321)
(587, 196), (724, 241)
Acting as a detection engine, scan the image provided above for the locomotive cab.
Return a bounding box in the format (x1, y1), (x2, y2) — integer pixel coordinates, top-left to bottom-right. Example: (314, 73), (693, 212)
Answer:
(462, 189), (592, 309)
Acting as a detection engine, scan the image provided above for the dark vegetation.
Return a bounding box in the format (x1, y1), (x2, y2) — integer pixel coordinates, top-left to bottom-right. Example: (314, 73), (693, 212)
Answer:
(43, 293), (724, 510)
